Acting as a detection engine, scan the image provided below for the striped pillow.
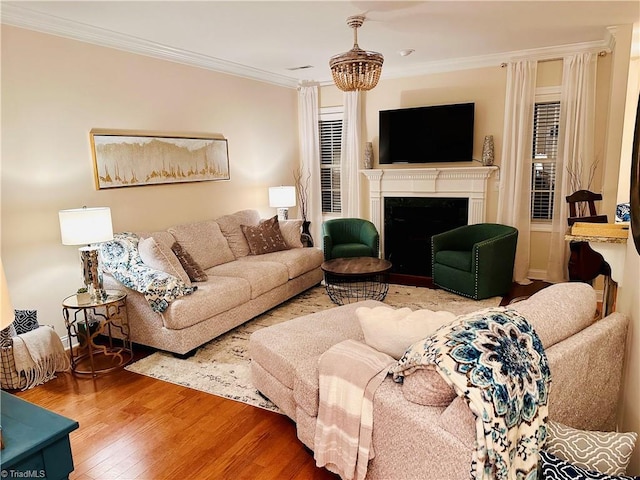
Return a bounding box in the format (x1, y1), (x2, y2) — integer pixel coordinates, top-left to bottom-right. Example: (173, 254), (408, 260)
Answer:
(545, 420), (637, 476)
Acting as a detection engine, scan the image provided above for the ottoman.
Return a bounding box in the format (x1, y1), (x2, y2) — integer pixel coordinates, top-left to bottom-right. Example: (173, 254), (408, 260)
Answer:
(249, 300), (383, 445)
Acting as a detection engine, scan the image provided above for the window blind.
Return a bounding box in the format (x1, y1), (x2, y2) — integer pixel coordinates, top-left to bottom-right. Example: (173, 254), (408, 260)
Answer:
(319, 118), (342, 214)
(531, 101), (560, 220)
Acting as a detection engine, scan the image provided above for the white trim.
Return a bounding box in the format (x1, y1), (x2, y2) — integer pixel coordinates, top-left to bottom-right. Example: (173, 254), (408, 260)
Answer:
(363, 167), (498, 254)
(1, 3), (616, 90)
(1, 3), (299, 89)
(530, 222), (553, 233)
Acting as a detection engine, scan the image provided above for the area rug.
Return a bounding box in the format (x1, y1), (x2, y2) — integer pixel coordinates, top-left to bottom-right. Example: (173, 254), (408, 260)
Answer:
(125, 284), (501, 413)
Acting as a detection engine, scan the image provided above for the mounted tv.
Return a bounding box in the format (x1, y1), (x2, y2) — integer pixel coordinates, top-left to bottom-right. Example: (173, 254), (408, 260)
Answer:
(379, 102), (474, 164)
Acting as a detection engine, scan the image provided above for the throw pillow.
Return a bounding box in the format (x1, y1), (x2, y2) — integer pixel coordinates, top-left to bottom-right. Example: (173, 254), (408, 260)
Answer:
(356, 305), (457, 360)
(241, 215), (289, 255)
(138, 236), (192, 286)
(545, 420), (638, 476)
(539, 450), (638, 480)
(13, 309), (39, 335)
(0, 324), (17, 347)
(171, 242), (208, 282)
(275, 219), (303, 249)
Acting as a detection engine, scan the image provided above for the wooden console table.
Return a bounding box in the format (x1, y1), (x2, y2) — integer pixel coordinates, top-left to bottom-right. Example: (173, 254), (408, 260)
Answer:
(565, 225), (628, 316)
(0, 391), (78, 479)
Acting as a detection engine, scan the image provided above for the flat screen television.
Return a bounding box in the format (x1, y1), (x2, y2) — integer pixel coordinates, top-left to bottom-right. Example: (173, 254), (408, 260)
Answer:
(379, 102), (474, 164)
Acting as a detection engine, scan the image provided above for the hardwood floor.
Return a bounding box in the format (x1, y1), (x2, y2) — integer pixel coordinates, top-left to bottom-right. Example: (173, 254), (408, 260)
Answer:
(13, 356), (337, 480)
(11, 280), (552, 480)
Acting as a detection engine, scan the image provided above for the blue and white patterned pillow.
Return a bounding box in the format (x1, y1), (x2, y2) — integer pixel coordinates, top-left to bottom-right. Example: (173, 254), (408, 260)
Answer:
(616, 203), (631, 223)
(539, 450), (639, 480)
(0, 323), (17, 347)
(13, 309), (39, 334)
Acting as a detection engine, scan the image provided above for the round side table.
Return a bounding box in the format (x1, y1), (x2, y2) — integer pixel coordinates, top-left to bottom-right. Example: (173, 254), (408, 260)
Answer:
(321, 257), (392, 305)
(62, 289), (133, 377)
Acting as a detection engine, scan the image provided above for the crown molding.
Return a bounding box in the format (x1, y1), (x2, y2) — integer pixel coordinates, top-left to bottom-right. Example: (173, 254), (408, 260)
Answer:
(1, 3), (616, 89)
(0, 3), (300, 89)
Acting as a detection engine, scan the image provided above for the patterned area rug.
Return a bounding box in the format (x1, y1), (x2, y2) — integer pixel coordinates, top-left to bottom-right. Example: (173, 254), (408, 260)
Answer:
(125, 284), (501, 413)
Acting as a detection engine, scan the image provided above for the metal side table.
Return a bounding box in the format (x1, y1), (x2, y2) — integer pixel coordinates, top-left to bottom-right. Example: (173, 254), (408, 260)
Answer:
(62, 289), (133, 377)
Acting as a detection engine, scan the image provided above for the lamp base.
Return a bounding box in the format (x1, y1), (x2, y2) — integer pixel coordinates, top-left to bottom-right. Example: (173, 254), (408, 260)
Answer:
(79, 246), (107, 303)
(276, 208), (289, 221)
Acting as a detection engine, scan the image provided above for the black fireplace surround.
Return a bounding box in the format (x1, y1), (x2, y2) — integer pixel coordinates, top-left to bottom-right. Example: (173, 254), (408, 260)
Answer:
(384, 197), (469, 278)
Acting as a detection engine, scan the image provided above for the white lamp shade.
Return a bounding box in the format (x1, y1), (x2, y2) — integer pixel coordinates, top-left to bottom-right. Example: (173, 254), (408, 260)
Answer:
(59, 207), (114, 245)
(1, 259), (15, 329)
(268, 186), (296, 208)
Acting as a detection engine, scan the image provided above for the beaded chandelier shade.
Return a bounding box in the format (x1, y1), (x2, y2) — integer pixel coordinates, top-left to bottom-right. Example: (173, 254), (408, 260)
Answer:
(329, 15), (384, 92)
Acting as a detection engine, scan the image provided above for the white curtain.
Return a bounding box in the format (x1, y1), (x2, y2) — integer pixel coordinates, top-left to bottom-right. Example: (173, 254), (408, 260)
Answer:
(497, 60), (538, 283)
(546, 52), (596, 282)
(297, 84), (322, 244)
(341, 91), (362, 218)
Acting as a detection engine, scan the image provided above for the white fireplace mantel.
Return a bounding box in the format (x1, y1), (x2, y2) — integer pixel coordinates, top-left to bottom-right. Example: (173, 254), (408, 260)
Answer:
(362, 166), (499, 252)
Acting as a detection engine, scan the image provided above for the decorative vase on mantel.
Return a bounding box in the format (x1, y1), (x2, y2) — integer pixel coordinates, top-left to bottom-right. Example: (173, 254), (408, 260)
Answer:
(301, 221), (314, 247)
(364, 142), (374, 169)
(481, 135), (495, 166)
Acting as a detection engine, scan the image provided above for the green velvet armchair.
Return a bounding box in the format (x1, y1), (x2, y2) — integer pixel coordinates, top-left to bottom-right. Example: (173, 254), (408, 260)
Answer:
(432, 223), (518, 300)
(322, 218), (379, 261)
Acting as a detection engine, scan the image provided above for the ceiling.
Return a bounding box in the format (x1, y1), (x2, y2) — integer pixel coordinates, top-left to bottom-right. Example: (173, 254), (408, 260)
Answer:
(2, 1), (639, 88)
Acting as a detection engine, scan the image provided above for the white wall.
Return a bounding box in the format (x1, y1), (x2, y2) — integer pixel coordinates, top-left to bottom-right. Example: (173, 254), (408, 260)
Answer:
(1, 26), (299, 337)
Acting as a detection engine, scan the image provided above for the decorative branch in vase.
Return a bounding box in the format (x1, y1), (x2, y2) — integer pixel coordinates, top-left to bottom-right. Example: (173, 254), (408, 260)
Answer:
(293, 167), (314, 247)
(566, 156), (600, 217)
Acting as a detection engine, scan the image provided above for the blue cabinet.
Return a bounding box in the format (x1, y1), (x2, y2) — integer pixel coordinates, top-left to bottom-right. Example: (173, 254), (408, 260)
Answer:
(0, 391), (79, 480)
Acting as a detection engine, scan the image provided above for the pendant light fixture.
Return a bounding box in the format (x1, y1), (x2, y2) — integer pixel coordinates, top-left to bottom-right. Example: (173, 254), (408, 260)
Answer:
(329, 15), (384, 92)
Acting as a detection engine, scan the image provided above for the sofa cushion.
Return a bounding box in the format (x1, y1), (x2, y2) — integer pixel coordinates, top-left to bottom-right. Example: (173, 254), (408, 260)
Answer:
(356, 306), (457, 359)
(161, 275), (251, 330)
(241, 215), (289, 255)
(279, 219), (303, 248)
(434, 250), (472, 272)
(207, 259), (288, 299)
(545, 420), (637, 476)
(401, 366), (457, 406)
(215, 209), (261, 258)
(237, 247), (323, 280)
(138, 231), (178, 250)
(510, 282), (597, 348)
(168, 220), (234, 270)
(138, 236), (192, 286)
(249, 300), (381, 418)
(171, 242), (208, 282)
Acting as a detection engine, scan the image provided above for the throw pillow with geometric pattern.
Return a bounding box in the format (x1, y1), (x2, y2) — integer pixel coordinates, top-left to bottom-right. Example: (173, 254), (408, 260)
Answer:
(539, 450), (639, 480)
(0, 323), (17, 347)
(13, 309), (39, 335)
(545, 420), (638, 476)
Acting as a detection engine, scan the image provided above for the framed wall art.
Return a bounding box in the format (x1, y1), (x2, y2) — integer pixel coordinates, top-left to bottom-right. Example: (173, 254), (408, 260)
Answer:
(90, 129), (230, 189)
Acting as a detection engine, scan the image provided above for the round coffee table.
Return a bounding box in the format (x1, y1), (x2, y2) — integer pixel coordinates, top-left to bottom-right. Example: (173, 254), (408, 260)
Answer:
(321, 257), (392, 305)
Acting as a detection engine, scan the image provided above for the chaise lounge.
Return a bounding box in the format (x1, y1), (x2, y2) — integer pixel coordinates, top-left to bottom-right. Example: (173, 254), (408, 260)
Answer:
(249, 282), (629, 479)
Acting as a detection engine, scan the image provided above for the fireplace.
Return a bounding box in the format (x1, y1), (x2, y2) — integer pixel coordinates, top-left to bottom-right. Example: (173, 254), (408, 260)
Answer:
(362, 167), (498, 283)
(384, 197), (468, 277)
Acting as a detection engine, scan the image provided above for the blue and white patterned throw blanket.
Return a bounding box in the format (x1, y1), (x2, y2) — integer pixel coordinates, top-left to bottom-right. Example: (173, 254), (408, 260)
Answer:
(390, 307), (550, 480)
(100, 233), (196, 313)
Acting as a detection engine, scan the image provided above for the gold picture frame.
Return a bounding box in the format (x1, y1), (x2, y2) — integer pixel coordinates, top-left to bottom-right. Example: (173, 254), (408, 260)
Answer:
(90, 129), (230, 189)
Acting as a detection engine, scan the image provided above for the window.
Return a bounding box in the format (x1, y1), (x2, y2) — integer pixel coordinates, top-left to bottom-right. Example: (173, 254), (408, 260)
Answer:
(319, 108), (342, 214)
(531, 99), (560, 221)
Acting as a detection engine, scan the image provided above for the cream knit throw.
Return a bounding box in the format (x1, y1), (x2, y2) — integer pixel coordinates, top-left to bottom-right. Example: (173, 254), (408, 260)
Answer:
(12, 326), (70, 390)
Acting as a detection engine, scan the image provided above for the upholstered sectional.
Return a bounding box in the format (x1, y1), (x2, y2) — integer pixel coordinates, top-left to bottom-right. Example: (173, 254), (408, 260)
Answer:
(249, 282), (629, 479)
(103, 209), (323, 355)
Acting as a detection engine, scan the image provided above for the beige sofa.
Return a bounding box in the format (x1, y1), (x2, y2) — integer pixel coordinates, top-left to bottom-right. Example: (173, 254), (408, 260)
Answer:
(104, 209), (323, 355)
(249, 282), (629, 479)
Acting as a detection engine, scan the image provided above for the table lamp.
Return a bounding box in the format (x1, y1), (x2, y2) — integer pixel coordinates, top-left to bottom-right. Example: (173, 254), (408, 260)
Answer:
(1, 259), (14, 449)
(59, 207), (113, 303)
(269, 186), (296, 220)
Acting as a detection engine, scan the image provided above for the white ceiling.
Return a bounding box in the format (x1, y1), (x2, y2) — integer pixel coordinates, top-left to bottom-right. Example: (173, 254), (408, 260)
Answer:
(2, 1), (639, 88)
